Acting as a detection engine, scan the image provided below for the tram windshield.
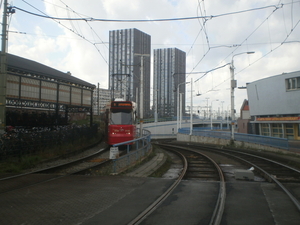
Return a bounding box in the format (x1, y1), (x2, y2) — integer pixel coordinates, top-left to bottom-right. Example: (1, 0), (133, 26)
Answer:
(111, 111), (132, 125)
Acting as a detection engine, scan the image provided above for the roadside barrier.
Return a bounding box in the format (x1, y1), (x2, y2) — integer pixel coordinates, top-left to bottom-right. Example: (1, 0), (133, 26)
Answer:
(111, 129), (151, 174)
(179, 128), (289, 150)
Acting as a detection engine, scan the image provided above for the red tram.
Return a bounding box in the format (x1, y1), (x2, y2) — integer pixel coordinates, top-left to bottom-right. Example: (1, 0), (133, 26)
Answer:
(105, 100), (137, 146)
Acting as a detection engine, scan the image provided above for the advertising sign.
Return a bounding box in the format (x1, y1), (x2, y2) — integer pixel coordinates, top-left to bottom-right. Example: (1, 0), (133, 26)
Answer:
(257, 117), (300, 121)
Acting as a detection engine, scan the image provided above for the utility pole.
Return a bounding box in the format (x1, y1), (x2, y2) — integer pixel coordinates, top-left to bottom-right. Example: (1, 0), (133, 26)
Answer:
(135, 54), (150, 136)
(0, 1), (15, 133)
(176, 81), (189, 133)
(140, 56), (144, 136)
(230, 63), (235, 140)
(154, 89), (158, 123)
(190, 78), (193, 135)
(0, 0), (9, 133)
(97, 83), (100, 116)
(230, 51), (255, 141)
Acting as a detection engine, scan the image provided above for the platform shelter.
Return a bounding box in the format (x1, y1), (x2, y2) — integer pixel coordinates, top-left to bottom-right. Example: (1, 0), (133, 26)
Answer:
(3, 53), (95, 127)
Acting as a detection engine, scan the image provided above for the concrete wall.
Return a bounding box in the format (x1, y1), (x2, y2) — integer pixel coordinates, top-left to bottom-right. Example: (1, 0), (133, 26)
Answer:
(177, 133), (288, 153)
(143, 120), (190, 139)
(143, 119), (229, 139)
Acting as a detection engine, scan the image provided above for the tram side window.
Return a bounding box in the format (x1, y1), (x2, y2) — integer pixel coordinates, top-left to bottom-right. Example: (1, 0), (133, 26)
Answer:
(111, 112), (132, 124)
(286, 77), (300, 91)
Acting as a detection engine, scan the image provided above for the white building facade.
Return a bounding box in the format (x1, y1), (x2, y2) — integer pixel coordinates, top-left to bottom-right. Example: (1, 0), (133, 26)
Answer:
(247, 71), (300, 140)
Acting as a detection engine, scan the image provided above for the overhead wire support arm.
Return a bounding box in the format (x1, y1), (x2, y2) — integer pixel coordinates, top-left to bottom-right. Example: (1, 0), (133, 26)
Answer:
(194, 63), (231, 83)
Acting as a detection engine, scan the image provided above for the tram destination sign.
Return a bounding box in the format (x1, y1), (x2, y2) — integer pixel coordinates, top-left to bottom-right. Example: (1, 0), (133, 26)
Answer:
(111, 102), (132, 108)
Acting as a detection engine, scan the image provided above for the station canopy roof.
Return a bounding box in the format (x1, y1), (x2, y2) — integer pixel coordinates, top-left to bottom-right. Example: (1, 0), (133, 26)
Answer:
(4, 53), (95, 89)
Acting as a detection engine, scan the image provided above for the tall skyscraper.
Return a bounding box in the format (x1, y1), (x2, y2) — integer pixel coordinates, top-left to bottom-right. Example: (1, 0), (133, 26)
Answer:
(153, 48), (186, 118)
(109, 28), (151, 118)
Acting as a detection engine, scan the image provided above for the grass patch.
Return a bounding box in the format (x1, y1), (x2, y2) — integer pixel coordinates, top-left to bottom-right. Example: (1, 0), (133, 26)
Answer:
(227, 139), (235, 148)
(20, 155), (41, 170)
(0, 133), (103, 174)
(0, 155), (41, 173)
(0, 163), (21, 173)
(121, 151), (156, 174)
(150, 154), (172, 178)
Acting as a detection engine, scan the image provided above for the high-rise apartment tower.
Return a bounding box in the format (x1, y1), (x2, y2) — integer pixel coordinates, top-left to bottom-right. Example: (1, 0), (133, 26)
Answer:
(153, 48), (186, 118)
(109, 28), (151, 118)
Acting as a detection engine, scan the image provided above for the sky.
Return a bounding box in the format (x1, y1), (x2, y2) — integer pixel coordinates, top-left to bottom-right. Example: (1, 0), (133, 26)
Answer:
(2, 0), (300, 117)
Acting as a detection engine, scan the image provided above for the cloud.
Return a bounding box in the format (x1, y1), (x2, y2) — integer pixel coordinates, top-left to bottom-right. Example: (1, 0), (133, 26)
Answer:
(5, 0), (300, 115)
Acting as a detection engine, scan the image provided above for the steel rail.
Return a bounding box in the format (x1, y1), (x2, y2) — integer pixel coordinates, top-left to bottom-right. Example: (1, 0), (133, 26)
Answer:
(128, 150), (188, 225)
(0, 159), (110, 195)
(224, 149), (300, 174)
(179, 143), (300, 213)
(0, 148), (109, 194)
(219, 150), (300, 212)
(179, 146), (226, 225)
(0, 148), (107, 181)
(129, 144), (226, 225)
(204, 152), (226, 225)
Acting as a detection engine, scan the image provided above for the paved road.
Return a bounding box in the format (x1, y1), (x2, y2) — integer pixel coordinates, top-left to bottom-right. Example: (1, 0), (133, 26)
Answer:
(0, 176), (173, 225)
(1, 175), (300, 225)
(1, 142), (300, 225)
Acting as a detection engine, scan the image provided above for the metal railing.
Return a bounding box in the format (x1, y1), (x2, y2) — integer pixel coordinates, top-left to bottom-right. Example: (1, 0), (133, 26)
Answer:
(111, 129), (152, 174)
(234, 132), (289, 150)
(179, 128), (289, 150)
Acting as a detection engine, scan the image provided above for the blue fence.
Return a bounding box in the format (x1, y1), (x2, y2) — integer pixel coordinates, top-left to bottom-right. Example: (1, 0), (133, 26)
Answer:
(111, 129), (152, 174)
(234, 132), (289, 150)
(179, 128), (289, 150)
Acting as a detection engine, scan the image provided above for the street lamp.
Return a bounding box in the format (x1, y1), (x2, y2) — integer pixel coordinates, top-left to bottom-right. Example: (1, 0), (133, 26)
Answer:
(221, 101), (224, 129)
(230, 51), (255, 141)
(190, 78), (193, 135)
(205, 97), (209, 120)
(154, 89), (158, 123)
(210, 99), (219, 130)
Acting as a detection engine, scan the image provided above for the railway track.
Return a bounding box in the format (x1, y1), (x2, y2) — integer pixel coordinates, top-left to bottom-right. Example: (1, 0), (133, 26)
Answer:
(1, 140), (300, 224)
(128, 144), (226, 225)
(170, 142), (300, 212)
(0, 147), (110, 194)
(213, 148), (300, 212)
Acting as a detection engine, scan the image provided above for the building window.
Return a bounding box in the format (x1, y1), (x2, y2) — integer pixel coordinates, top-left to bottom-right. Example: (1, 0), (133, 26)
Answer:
(271, 123), (283, 138)
(285, 124), (294, 139)
(286, 77), (300, 91)
(261, 124), (270, 136)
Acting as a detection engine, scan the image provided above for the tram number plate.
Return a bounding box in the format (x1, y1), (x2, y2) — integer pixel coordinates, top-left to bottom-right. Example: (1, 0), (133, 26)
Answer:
(110, 147), (119, 159)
